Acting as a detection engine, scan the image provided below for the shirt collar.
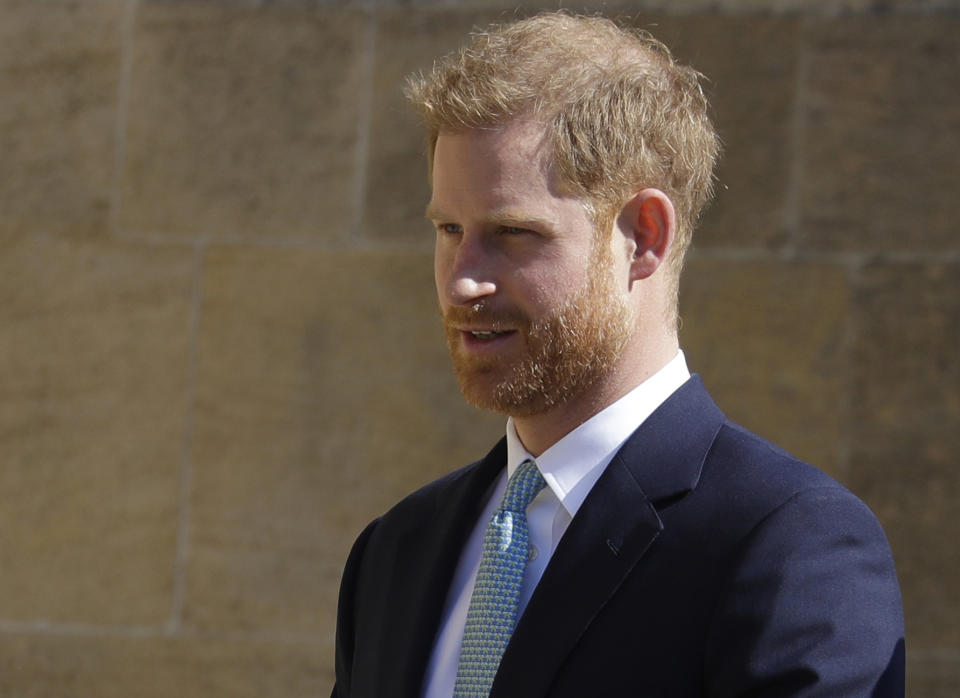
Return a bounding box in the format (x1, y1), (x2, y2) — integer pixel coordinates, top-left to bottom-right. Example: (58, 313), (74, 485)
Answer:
(505, 350), (691, 518)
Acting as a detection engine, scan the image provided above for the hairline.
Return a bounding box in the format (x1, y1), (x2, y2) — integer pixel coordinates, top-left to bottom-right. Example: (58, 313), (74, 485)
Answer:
(425, 119), (612, 238)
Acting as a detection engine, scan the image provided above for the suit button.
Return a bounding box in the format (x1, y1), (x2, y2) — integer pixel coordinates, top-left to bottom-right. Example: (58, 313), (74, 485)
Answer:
(528, 544), (538, 562)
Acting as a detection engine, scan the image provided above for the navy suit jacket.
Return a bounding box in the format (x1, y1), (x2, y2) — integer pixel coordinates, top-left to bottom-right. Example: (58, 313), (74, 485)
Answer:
(333, 377), (905, 697)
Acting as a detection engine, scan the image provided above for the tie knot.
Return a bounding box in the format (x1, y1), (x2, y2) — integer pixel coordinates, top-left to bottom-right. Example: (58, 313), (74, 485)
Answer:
(501, 459), (546, 514)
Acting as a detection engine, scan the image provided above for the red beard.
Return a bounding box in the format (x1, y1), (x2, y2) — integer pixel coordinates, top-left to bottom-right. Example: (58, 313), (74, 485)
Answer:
(442, 249), (633, 417)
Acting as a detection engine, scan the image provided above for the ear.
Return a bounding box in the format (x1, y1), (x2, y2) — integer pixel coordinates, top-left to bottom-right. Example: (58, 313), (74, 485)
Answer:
(617, 188), (676, 282)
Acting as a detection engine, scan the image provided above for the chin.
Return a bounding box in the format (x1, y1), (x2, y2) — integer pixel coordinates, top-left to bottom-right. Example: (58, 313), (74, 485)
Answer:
(454, 364), (579, 418)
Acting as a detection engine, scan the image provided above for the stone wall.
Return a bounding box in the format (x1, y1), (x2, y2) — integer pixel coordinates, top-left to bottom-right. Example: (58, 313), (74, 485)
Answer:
(1, 0), (957, 695)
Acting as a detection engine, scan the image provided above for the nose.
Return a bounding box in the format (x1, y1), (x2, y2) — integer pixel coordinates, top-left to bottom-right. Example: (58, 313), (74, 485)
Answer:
(448, 276), (497, 305)
(438, 233), (497, 306)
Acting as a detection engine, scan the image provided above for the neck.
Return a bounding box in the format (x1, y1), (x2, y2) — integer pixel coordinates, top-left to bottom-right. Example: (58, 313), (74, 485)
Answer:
(512, 332), (679, 457)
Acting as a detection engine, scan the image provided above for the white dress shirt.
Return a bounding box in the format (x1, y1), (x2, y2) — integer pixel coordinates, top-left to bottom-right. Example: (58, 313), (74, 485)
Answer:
(422, 351), (691, 698)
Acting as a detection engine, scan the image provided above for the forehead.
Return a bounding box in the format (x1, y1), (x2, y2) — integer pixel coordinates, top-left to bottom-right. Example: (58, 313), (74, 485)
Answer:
(429, 120), (577, 220)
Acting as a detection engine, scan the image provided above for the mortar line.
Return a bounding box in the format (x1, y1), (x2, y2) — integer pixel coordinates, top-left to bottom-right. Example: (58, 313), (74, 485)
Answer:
(687, 247), (960, 266)
(781, 16), (811, 255)
(110, 230), (437, 254)
(167, 241), (207, 634)
(109, 0), (140, 235)
(0, 620), (161, 640)
(907, 648), (960, 661)
(349, 6), (378, 245)
(0, 618), (327, 645)
(835, 257), (864, 483)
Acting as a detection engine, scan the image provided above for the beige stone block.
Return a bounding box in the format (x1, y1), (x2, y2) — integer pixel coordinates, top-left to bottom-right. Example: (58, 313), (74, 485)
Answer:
(0, 633), (328, 698)
(0, 0), (124, 237)
(629, 16), (800, 251)
(363, 8), (510, 244)
(187, 246), (502, 634)
(118, 3), (367, 240)
(908, 654), (960, 698)
(0, 235), (195, 624)
(679, 258), (851, 478)
(800, 17), (960, 252)
(846, 262), (960, 648)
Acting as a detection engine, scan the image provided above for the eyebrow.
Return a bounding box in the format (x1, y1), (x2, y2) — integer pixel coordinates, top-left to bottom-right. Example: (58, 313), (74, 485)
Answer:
(425, 204), (556, 231)
(424, 203), (448, 222)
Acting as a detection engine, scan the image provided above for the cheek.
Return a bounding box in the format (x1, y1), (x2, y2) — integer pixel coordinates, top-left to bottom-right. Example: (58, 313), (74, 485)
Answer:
(433, 249), (448, 296)
(515, 267), (585, 310)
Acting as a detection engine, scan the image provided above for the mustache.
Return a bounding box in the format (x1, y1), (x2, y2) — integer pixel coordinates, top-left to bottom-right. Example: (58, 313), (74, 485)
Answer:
(443, 304), (529, 329)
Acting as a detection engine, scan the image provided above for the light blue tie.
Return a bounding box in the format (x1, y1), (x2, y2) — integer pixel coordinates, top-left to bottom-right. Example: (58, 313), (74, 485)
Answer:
(453, 459), (547, 697)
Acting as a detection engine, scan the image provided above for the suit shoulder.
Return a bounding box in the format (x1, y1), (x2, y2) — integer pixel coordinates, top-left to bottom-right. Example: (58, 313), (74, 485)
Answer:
(379, 459), (480, 522)
(708, 418), (846, 499)
(683, 418), (890, 547)
(698, 423), (904, 695)
(367, 438), (507, 544)
(378, 437), (506, 524)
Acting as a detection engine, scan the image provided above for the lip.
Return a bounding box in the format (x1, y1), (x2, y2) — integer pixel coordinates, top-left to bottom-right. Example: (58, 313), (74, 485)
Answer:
(458, 328), (519, 354)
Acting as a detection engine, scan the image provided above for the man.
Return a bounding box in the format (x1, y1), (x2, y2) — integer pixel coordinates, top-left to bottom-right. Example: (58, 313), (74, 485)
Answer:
(333, 12), (904, 697)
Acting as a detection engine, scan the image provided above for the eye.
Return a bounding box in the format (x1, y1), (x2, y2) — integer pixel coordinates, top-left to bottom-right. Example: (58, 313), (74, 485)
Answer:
(436, 223), (463, 235)
(500, 225), (531, 236)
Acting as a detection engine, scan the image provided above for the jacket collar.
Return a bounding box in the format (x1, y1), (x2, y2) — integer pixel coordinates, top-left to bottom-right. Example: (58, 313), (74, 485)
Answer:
(613, 374), (724, 504)
(491, 375), (725, 696)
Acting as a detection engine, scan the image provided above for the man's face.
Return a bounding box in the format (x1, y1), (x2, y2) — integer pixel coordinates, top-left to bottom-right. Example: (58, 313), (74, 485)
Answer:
(428, 119), (634, 417)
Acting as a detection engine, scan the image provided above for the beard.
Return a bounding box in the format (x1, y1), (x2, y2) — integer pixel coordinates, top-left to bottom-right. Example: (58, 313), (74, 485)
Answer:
(442, 246), (634, 417)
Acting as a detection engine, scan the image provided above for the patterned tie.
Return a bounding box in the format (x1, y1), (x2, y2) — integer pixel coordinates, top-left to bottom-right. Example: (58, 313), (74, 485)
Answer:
(453, 459), (547, 697)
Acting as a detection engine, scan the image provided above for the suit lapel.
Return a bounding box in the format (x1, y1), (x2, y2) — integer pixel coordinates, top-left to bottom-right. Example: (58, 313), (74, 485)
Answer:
(378, 440), (507, 698)
(491, 377), (725, 696)
(492, 453), (663, 697)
